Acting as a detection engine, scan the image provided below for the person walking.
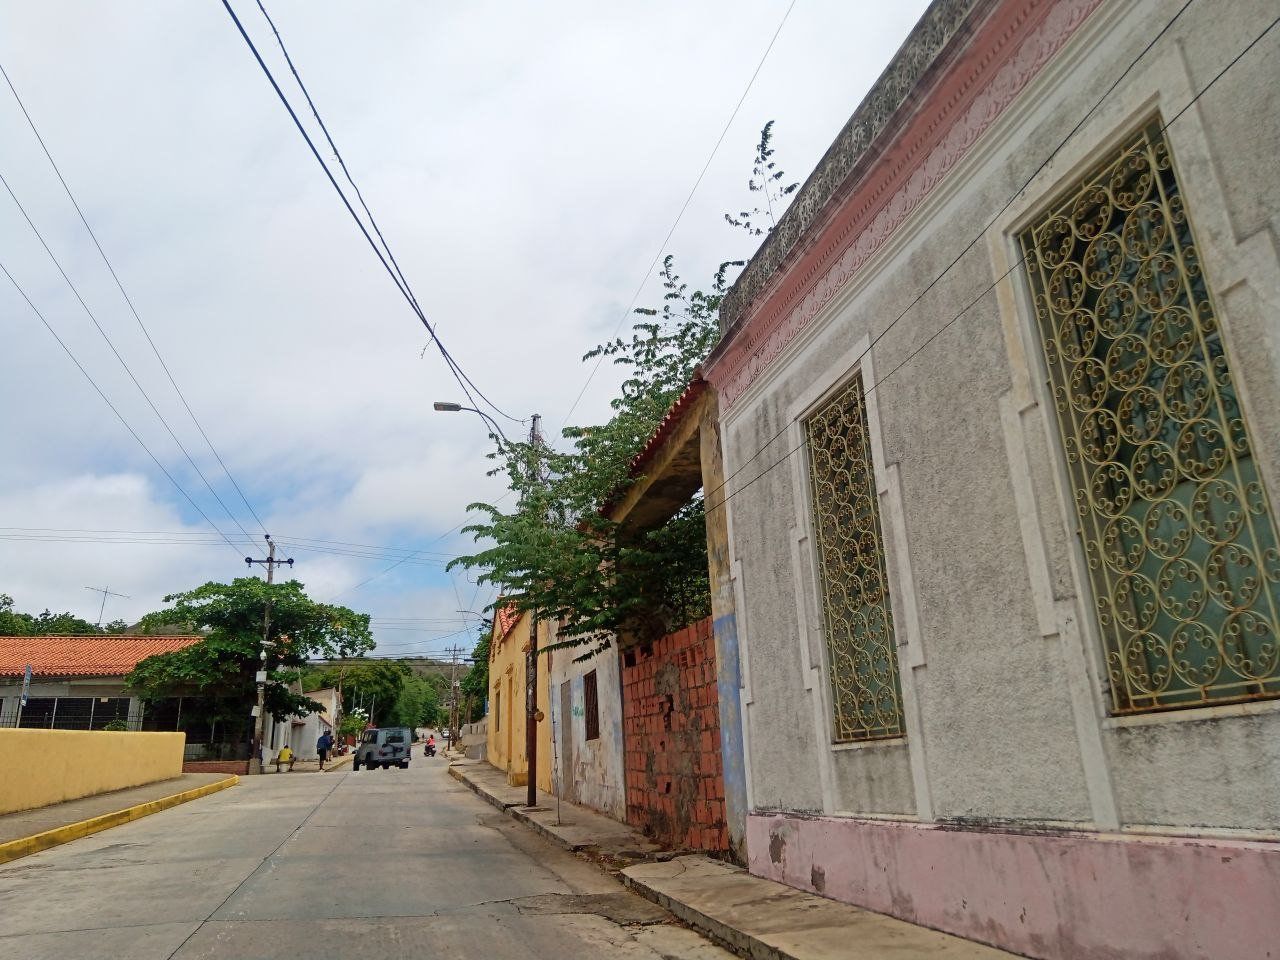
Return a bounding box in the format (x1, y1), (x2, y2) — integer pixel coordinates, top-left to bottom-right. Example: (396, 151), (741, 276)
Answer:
(316, 730), (334, 771)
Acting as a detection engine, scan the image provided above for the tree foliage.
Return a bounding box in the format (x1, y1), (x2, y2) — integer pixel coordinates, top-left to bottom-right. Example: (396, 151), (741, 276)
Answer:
(451, 123), (796, 654)
(0, 593), (129, 636)
(450, 256), (728, 652)
(311, 660), (410, 727)
(723, 120), (800, 236)
(388, 673), (446, 730)
(126, 578), (373, 724)
(459, 628), (490, 721)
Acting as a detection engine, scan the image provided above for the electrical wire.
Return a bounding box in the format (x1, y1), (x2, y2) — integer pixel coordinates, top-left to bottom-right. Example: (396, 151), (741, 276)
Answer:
(220, 0), (516, 428)
(697, 4), (1280, 522)
(0, 60), (271, 537)
(666, 0), (1205, 520)
(251, 0), (518, 427)
(0, 169), (260, 543)
(0, 260), (246, 559)
(558, 0), (799, 431)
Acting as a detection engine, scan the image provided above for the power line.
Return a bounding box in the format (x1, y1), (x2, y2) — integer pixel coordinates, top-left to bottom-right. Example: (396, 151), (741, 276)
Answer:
(220, 0), (516, 428)
(0, 60), (271, 537)
(0, 168), (260, 544)
(250, 0), (517, 428)
(557, 0), (798, 430)
(0, 259), (245, 559)
(684, 0), (1205, 519)
(698, 4), (1279, 522)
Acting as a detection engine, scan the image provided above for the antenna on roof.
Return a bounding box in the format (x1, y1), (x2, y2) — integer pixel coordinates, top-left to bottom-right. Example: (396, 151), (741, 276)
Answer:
(84, 586), (130, 629)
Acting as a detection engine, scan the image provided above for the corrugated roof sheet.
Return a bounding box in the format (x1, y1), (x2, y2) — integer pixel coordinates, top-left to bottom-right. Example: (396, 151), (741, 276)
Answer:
(0, 635), (202, 678)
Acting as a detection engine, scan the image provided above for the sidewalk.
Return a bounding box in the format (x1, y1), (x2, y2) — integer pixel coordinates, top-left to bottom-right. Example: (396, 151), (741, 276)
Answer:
(447, 757), (665, 866)
(262, 750), (354, 774)
(448, 758), (1016, 960)
(0, 772), (237, 864)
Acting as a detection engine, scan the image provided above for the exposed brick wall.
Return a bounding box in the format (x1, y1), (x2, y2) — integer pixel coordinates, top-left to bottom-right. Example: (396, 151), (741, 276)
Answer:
(183, 760), (248, 775)
(622, 616), (727, 852)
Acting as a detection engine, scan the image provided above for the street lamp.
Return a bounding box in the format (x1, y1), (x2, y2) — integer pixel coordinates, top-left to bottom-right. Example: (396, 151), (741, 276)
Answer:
(435, 403), (545, 809)
(432, 401), (510, 444)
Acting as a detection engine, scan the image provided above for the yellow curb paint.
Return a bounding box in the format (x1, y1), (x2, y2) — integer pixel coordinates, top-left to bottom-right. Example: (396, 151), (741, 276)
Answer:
(0, 775), (239, 866)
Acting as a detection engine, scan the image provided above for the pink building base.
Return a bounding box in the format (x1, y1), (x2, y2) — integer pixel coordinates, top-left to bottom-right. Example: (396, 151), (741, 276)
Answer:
(747, 813), (1280, 960)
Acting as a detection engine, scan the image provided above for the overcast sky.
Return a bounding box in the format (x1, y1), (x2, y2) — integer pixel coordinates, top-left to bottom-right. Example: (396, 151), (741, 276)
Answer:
(0, 0), (929, 656)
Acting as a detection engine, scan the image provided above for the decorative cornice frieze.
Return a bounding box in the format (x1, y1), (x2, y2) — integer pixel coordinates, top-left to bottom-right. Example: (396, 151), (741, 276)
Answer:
(708, 0), (1103, 410)
(717, 0), (990, 337)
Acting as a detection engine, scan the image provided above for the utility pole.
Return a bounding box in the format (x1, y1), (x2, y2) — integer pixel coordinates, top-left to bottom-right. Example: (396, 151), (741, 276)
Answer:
(525, 413), (543, 809)
(84, 586), (129, 628)
(245, 535), (294, 774)
(443, 644), (466, 749)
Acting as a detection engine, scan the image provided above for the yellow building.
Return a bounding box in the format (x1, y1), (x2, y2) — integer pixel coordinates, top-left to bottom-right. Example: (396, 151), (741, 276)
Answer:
(486, 601), (551, 792)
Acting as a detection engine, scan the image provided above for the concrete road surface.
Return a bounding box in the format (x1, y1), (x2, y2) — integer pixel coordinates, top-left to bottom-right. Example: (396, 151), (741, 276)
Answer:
(0, 757), (733, 960)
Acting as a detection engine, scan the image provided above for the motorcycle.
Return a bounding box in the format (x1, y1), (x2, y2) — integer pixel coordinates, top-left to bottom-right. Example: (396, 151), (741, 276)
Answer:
(424, 742), (437, 758)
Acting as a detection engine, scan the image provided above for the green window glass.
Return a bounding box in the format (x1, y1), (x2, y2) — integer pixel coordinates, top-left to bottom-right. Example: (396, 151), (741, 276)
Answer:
(806, 373), (904, 741)
(1020, 121), (1280, 714)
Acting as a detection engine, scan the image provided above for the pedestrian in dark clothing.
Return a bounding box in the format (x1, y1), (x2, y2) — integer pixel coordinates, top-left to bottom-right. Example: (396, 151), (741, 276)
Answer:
(317, 731), (334, 770)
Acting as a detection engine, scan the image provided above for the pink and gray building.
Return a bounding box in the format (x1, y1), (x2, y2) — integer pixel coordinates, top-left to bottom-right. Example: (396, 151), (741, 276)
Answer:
(704, 0), (1280, 957)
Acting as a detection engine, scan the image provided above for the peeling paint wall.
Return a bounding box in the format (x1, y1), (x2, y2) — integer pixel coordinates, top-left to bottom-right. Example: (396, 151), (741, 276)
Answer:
(708, 0), (1280, 955)
(748, 813), (1280, 960)
(546, 635), (625, 821)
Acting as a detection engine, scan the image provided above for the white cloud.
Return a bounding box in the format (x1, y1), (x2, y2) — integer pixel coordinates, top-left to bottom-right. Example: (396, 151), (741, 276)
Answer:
(0, 0), (931, 651)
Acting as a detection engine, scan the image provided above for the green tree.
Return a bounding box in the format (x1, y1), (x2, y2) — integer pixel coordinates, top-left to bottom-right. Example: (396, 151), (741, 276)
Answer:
(450, 122), (795, 654)
(451, 257), (727, 651)
(0, 593), (115, 636)
(127, 578), (373, 733)
(388, 673), (446, 730)
(313, 660), (410, 727)
(459, 630), (490, 722)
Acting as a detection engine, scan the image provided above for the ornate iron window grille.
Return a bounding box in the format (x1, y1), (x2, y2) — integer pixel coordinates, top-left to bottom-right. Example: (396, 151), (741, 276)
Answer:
(805, 373), (905, 741)
(1020, 120), (1280, 714)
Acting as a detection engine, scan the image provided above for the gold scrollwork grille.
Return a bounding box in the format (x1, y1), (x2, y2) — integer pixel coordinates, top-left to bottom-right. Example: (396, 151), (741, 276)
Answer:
(806, 374), (904, 741)
(1020, 121), (1280, 714)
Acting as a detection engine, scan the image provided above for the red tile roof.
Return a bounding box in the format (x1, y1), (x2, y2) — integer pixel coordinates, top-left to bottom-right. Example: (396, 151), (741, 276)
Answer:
(493, 602), (522, 644)
(0, 635), (202, 678)
(628, 373), (709, 478)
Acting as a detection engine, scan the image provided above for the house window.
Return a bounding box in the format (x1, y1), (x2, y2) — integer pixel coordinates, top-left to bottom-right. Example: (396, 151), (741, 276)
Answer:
(1020, 120), (1280, 714)
(493, 687), (500, 730)
(583, 670), (600, 741)
(805, 373), (904, 741)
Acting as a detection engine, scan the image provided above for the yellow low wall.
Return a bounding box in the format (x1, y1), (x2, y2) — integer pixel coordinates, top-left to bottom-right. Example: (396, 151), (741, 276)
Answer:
(0, 729), (185, 815)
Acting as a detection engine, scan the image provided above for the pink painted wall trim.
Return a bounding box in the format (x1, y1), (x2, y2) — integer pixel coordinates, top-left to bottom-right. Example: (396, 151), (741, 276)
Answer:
(706, 0), (1104, 410)
(747, 813), (1280, 960)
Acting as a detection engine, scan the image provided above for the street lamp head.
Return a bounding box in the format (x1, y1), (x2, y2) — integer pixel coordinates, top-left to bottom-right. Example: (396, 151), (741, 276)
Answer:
(433, 401), (462, 412)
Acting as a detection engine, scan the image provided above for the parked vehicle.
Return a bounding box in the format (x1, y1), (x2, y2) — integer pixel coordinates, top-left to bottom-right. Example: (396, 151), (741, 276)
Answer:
(352, 727), (412, 770)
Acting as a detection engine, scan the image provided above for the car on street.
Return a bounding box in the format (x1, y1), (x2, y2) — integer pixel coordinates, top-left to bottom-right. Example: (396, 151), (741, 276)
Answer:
(352, 726), (412, 770)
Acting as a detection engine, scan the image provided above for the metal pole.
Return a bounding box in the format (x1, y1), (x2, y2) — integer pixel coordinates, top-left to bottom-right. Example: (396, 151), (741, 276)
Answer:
(525, 413), (542, 809)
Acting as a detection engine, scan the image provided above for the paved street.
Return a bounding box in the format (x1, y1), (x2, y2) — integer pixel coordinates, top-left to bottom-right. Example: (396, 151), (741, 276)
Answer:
(0, 759), (732, 960)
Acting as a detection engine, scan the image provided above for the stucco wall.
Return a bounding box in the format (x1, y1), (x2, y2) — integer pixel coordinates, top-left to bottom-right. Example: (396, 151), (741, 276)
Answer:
(0, 729), (184, 814)
(485, 611), (552, 792)
(547, 636), (625, 821)
(719, 0), (1280, 839)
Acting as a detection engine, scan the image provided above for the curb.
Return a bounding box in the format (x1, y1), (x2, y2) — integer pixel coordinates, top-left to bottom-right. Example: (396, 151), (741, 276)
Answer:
(447, 765), (590, 852)
(621, 866), (769, 960)
(0, 775), (239, 866)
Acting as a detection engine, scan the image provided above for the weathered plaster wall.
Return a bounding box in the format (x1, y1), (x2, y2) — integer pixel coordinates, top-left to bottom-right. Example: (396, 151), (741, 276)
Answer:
(485, 611), (552, 792)
(547, 636), (625, 821)
(748, 813), (1280, 960)
(622, 618), (729, 851)
(717, 0), (1280, 845)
